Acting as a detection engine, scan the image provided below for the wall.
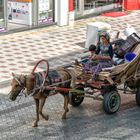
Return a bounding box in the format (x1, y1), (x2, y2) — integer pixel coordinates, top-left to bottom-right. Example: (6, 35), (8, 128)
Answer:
(124, 0), (140, 10)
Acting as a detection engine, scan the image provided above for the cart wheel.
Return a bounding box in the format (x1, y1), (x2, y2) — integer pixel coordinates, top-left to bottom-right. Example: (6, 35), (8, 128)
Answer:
(69, 87), (84, 107)
(103, 91), (121, 114)
(136, 87), (140, 106)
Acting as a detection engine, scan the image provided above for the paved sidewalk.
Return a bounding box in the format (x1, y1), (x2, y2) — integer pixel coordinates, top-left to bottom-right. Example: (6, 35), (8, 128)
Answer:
(0, 10), (140, 87)
(1, 88), (140, 140)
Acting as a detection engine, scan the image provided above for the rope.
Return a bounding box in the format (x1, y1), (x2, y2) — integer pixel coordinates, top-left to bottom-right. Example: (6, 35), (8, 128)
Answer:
(49, 78), (72, 87)
(28, 78), (72, 96)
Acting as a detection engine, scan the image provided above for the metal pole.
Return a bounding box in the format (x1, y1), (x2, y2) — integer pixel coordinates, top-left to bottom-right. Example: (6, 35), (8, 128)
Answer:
(122, 0), (124, 12)
(32, 0), (38, 26)
(4, 0), (8, 29)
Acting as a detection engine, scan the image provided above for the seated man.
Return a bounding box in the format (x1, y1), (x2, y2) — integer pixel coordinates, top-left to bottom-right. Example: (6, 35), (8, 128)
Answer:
(84, 31), (114, 81)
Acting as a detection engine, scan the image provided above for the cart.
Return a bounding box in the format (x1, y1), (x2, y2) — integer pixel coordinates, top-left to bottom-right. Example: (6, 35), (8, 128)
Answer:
(66, 33), (140, 114)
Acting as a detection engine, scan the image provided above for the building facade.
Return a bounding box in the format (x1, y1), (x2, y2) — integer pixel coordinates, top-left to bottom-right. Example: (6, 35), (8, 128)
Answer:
(0, 0), (122, 32)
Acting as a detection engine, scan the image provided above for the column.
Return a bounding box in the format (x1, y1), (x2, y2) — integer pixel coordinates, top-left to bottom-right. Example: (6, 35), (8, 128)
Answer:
(79, 0), (84, 15)
(4, 0), (8, 28)
(57, 0), (68, 26)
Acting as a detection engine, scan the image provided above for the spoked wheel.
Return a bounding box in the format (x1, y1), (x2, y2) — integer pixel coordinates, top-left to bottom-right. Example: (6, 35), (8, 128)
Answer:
(136, 87), (140, 106)
(69, 87), (85, 107)
(103, 90), (121, 114)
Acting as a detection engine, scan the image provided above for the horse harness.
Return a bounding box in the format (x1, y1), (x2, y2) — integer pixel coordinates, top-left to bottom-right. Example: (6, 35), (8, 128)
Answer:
(13, 69), (72, 97)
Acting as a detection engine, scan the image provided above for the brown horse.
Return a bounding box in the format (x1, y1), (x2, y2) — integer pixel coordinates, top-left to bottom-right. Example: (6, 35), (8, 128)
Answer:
(9, 65), (83, 127)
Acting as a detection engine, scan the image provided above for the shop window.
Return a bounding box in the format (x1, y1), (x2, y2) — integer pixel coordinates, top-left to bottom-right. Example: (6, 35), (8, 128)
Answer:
(38, 0), (54, 24)
(96, 0), (108, 7)
(84, 0), (120, 10)
(73, 0), (79, 11)
(84, 0), (97, 10)
(0, 0), (4, 19)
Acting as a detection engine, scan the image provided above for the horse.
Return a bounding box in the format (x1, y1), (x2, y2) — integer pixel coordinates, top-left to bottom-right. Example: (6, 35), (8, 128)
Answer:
(9, 64), (83, 127)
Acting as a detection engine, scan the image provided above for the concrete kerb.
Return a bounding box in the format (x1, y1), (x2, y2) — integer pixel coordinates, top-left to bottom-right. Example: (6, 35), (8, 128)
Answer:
(0, 79), (11, 88)
(0, 79), (11, 95)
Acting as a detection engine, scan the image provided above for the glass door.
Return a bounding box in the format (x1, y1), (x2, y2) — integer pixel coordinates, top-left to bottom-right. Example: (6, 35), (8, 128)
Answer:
(73, 0), (79, 12)
(0, 0), (4, 20)
(73, 0), (84, 17)
(32, 0), (54, 26)
(0, 0), (6, 31)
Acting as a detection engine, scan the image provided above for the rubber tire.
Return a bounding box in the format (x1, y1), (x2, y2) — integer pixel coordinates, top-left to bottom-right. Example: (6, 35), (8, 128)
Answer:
(69, 87), (84, 107)
(103, 91), (121, 114)
(136, 87), (140, 106)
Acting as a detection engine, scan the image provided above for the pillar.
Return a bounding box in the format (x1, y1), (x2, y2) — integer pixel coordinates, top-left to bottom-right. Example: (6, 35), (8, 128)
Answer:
(57, 0), (68, 26)
(68, 0), (74, 26)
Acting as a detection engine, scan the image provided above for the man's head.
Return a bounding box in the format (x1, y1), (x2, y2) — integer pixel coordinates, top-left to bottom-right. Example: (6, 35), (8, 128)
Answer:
(89, 44), (96, 56)
(89, 44), (96, 52)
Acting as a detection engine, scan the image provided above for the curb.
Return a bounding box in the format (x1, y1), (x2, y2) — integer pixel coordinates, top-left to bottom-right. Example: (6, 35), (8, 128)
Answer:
(0, 79), (11, 89)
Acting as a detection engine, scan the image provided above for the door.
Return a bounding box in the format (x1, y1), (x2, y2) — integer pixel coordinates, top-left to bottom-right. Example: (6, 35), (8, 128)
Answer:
(32, 0), (54, 26)
(38, 0), (54, 24)
(0, 0), (7, 30)
(73, 0), (84, 17)
(0, 0), (4, 20)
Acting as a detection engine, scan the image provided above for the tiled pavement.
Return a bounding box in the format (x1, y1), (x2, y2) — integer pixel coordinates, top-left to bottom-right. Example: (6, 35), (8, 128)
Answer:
(0, 10), (140, 140)
(0, 10), (140, 85)
(1, 89), (140, 140)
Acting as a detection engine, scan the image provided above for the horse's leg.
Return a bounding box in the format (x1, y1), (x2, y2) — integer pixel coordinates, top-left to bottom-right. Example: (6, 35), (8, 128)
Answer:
(32, 98), (39, 127)
(62, 94), (69, 119)
(39, 97), (49, 121)
(65, 95), (69, 113)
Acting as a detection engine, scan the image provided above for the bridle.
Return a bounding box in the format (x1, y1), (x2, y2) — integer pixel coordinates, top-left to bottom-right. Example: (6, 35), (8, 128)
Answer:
(10, 59), (50, 99)
(13, 74), (43, 97)
(14, 76), (25, 87)
(12, 75), (27, 96)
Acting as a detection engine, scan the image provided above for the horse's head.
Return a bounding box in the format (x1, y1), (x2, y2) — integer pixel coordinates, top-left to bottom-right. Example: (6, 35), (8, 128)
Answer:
(9, 73), (35, 101)
(9, 73), (26, 101)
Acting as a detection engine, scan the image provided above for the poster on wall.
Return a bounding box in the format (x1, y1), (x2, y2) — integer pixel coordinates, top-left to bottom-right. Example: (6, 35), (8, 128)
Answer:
(39, 0), (50, 11)
(8, 0), (32, 25)
(39, 0), (53, 24)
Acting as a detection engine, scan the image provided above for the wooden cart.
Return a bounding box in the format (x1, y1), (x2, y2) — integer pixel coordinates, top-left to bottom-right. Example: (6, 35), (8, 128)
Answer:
(66, 43), (140, 114)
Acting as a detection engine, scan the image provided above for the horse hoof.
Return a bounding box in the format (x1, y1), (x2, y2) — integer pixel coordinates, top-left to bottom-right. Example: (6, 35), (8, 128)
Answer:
(44, 115), (49, 121)
(32, 121), (38, 127)
(62, 115), (66, 119)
